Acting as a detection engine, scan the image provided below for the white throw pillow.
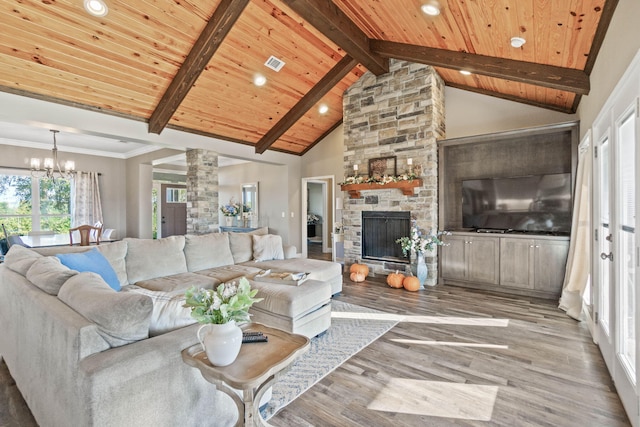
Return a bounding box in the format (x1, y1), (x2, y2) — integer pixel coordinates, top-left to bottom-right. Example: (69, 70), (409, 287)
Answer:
(125, 286), (196, 336)
(252, 234), (284, 262)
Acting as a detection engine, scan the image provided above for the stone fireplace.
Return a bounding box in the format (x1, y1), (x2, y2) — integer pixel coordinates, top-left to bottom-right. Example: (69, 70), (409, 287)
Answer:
(341, 60), (445, 285)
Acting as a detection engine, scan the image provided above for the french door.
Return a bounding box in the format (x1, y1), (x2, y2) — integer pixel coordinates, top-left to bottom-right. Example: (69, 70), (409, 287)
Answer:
(592, 54), (639, 425)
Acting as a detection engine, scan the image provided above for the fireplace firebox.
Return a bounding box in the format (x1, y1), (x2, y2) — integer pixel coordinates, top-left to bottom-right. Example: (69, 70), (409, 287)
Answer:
(362, 211), (411, 263)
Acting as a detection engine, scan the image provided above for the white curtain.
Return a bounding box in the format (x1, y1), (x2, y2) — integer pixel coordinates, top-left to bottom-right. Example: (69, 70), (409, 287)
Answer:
(72, 171), (103, 227)
(559, 139), (591, 320)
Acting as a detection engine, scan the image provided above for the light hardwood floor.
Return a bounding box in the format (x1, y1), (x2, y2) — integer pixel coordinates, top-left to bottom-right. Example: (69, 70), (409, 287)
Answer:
(270, 277), (629, 427)
(0, 276), (629, 426)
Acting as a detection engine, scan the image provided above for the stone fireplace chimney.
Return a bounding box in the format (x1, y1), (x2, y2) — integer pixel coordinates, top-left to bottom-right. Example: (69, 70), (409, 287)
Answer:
(341, 60), (445, 286)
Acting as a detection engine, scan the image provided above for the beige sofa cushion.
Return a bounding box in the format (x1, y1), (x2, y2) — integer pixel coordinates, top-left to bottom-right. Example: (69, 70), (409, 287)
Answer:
(95, 241), (129, 287)
(194, 264), (263, 284)
(228, 227), (268, 263)
(4, 245), (43, 276)
(124, 236), (187, 284)
(249, 279), (331, 318)
(247, 258), (342, 283)
(184, 233), (234, 272)
(26, 256), (77, 295)
(252, 234), (284, 261)
(58, 272), (153, 347)
(134, 272), (217, 294)
(125, 285), (196, 336)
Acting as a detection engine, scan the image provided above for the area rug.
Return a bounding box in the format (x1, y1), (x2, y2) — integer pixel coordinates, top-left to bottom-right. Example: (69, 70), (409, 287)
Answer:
(260, 300), (398, 420)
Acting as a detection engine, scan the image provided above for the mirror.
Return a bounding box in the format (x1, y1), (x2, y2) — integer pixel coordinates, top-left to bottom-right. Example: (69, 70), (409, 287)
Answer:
(241, 182), (258, 224)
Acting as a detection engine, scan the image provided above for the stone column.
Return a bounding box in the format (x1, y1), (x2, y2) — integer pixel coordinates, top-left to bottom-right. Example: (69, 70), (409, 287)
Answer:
(186, 149), (218, 235)
(342, 59), (446, 285)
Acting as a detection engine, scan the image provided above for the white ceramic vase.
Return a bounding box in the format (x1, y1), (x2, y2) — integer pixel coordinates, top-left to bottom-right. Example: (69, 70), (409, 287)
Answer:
(197, 321), (243, 367)
(225, 216), (233, 226)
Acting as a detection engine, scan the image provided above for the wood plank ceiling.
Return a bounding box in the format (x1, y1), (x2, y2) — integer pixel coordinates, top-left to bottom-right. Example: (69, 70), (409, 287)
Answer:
(0, 0), (617, 155)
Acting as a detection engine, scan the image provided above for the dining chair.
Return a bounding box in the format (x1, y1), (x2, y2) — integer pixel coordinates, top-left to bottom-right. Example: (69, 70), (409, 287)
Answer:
(2, 223), (30, 248)
(69, 224), (102, 246)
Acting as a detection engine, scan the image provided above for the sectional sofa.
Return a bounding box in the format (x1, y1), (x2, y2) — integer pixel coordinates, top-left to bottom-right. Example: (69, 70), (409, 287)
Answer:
(0, 229), (342, 427)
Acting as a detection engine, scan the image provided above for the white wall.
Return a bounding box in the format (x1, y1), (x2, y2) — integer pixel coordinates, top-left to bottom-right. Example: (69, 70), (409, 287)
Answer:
(302, 125), (344, 198)
(577, 0), (640, 135)
(445, 87), (577, 139)
(219, 161), (299, 246)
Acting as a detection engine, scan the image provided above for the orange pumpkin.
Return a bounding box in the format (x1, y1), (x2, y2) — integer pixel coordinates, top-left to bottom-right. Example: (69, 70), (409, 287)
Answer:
(386, 271), (405, 288)
(350, 272), (366, 282)
(349, 263), (369, 277)
(403, 276), (421, 291)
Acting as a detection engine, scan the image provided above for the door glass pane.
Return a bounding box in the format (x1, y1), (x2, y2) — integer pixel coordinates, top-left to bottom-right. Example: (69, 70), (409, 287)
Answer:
(166, 188), (186, 203)
(600, 137), (611, 334)
(617, 112), (636, 379)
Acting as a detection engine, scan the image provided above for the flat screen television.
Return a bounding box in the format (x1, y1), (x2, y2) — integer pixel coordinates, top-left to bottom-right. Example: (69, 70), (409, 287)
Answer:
(461, 173), (572, 235)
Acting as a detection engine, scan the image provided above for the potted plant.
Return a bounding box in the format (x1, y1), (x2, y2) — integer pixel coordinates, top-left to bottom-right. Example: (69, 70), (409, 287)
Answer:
(184, 277), (263, 366)
(220, 201), (240, 226)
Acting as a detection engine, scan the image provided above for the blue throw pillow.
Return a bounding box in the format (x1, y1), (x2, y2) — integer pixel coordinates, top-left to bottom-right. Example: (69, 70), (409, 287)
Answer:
(56, 249), (121, 291)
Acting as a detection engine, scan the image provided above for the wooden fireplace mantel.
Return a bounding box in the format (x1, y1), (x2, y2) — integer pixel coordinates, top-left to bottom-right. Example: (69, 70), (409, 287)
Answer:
(340, 179), (422, 199)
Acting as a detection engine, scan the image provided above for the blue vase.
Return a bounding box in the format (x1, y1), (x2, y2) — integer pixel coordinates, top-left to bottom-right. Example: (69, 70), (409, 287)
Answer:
(416, 251), (428, 289)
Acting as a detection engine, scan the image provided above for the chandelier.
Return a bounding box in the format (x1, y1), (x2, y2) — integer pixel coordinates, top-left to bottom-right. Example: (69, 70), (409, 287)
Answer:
(30, 130), (76, 180)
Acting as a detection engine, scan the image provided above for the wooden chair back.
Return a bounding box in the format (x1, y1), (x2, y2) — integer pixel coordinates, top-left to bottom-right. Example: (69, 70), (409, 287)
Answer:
(69, 225), (102, 246)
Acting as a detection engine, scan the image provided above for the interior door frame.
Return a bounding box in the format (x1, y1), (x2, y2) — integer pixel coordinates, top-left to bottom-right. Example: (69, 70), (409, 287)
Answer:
(301, 175), (335, 258)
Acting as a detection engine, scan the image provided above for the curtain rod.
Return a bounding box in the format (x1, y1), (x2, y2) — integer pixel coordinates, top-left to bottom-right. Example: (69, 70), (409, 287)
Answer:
(0, 166), (102, 176)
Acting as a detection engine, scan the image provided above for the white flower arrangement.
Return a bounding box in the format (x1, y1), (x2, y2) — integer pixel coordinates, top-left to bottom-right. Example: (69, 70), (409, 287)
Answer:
(183, 277), (263, 324)
(396, 222), (450, 256)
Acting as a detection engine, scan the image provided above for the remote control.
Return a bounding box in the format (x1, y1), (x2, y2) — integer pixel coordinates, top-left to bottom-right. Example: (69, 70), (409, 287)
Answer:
(242, 334), (268, 343)
(242, 331), (264, 337)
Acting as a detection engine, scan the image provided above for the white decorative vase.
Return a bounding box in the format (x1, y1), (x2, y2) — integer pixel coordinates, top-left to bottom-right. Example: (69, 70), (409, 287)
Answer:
(225, 216), (233, 226)
(197, 321), (243, 367)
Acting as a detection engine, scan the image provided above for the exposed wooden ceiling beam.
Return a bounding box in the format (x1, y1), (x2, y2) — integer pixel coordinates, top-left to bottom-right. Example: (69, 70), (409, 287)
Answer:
(255, 55), (359, 154)
(447, 82), (576, 114)
(371, 40), (590, 95)
(281, 0), (388, 75)
(148, 0), (250, 134)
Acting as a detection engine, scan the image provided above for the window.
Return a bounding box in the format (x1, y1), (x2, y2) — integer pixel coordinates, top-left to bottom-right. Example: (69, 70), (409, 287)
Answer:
(166, 187), (187, 203)
(0, 169), (71, 235)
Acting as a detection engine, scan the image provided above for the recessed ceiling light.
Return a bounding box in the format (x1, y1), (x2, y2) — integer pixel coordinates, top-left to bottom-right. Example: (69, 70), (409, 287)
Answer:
(318, 104), (329, 114)
(510, 37), (526, 48)
(84, 0), (108, 17)
(460, 70), (472, 76)
(421, 2), (441, 16)
(253, 74), (266, 87)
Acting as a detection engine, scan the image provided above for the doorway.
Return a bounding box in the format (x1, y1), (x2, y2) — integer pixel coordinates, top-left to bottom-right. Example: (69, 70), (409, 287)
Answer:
(592, 51), (639, 426)
(301, 176), (334, 260)
(160, 183), (187, 237)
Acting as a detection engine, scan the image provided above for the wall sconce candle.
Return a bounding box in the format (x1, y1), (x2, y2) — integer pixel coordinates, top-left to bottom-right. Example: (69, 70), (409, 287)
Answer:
(353, 164), (358, 171)
(407, 158), (413, 165)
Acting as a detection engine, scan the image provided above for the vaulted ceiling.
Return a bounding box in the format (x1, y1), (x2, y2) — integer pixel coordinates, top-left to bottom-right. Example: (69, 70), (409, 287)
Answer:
(1, 0), (617, 156)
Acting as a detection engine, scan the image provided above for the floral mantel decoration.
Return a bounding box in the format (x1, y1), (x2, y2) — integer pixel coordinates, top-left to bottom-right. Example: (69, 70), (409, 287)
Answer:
(183, 277), (263, 324)
(396, 221), (450, 257)
(338, 171), (420, 186)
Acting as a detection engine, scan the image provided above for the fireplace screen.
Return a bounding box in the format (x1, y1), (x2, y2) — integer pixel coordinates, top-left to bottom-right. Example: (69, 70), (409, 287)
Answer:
(362, 211), (411, 263)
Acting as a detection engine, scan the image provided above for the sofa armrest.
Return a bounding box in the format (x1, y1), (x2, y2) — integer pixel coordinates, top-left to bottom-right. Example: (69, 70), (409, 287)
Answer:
(283, 244), (297, 259)
(77, 324), (236, 426)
